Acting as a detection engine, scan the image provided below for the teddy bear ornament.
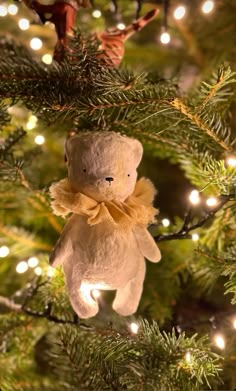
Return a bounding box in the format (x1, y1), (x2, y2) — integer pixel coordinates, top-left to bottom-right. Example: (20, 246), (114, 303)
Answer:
(49, 132), (161, 318)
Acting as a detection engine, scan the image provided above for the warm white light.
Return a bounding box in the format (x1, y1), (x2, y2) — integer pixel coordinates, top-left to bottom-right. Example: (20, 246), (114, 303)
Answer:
(206, 197), (217, 207)
(185, 351), (192, 363)
(0, 5), (7, 17)
(130, 322), (139, 334)
(0, 245), (10, 257)
(34, 266), (42, 276)
(30, 37), (43, 51)
(160, 32), (170, 45)
(34, 135), (45, 145)
(173, 5), (186, 20)
(28, 256), (39, 268)
(227, 157), (236, 168)
(92, 289), (101, 299)
(192, 233), (199, 242)
(42, 53), (52, 64)
(92, 9), (101, 18)
(214, 334), (225, 349)
(162, 218), (170, 227)
(47, 266), (55, 277)
(117, 23), (126, 30)
(18, 18), (30, 30)
(201, 0), (214, 14)
(16, 261), (28, 274)
(232, 318), (236, 329)
(8, 4), (18, 15)
(26, 115), (38, 130)
(189, 190), (200, 205)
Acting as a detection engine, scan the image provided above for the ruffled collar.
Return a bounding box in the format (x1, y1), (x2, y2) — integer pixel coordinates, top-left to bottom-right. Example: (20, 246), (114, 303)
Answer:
(50, 177), (157, 227)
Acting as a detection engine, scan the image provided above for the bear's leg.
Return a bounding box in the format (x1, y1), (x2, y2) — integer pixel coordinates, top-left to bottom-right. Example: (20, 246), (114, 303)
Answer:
(112, 261), (146, 316)
(64, 264), (99, 319)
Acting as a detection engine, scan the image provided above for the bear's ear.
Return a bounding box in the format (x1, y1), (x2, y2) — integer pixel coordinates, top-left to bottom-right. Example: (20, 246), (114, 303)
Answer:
(127, 138), (143, 167)
(65, 135), (81, 160)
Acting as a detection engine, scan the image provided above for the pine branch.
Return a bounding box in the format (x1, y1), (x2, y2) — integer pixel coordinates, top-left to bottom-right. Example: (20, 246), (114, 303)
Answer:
(155, 193), (234, 242)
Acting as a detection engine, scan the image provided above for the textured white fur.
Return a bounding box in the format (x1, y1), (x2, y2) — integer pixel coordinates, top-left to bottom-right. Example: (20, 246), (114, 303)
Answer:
(50, 132), (161, 318)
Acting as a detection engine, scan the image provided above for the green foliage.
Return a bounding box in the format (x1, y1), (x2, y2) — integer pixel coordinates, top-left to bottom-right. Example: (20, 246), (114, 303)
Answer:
(45, 319), (221, 391)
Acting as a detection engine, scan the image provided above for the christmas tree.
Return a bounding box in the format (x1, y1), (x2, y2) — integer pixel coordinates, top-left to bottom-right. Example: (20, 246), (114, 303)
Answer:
(0, 0), (236, 389)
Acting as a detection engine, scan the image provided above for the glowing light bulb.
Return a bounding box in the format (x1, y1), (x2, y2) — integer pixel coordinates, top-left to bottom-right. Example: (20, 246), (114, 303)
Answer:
(185, 351), (191, 363)
(26, 115), (38, 130)
(162, 218), (170, 227)
(92, 289), (101, 299)
(130, 322), (139, 334)
(192, 233), (199, 242)
(42, 54), (52, 64)
(206, 197), (217, 207)
(232, 318), (236, 329)
(18, 18), (30, 30)
(16, 261), (28, 274)
(34, 135), (45, 145)
(214, 334), (225, 349)
(226, 157), (236, 168)
(189, 190), (200, 205)
(0, 5), (7, 17)
(30, 38), (43, 51)
(92, 9), (101, 18)
(117, 23), (126, 30)
(160, 32), (170, 45)
(28, 257), (39, 268)
(8, 4), (18, 15)
(173, 5), (186, 20)
(0, 245), (10, 257)
(47, 266), (55, 277)
(201, 0), (214, 14)
(34, 266), (42, 276)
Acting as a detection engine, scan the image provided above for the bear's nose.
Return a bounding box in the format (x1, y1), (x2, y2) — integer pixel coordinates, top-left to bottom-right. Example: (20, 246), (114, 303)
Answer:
(105, 177), (114, 182)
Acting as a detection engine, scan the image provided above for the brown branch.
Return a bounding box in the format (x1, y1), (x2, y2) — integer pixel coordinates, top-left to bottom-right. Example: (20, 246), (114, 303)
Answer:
(155, 194), (233, 242)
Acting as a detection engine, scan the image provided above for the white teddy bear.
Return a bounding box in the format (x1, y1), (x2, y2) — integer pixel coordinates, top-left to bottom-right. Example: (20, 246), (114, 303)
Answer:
(49, 131), (161, 318)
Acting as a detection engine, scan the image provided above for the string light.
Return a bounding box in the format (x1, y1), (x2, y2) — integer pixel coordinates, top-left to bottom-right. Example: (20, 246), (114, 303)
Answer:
(34, 266), (42, 276)
(173, 5), (186, 20)
(162, 218), (170, 227)
(130, 322), (139, 334)
(192, 233), (199, 242)
(42, 54), (52, 64)
(92, 289), (101, 299)
(214, 334), (225, 349)
(27, 256), (39, 268)
(26, 115), (38, 130)
(0, 5), (7, 17)
(8, 4), (18, 15)
(34, 135), (45, 145)
(160, 31), (171, 45)
(18, 18), (30, 31)
(47, 266), (55, 277)
(232, 317), (236, 330)
(30, 38), (43, 51)
(92, 9), (102, 18)
(117, 23), (126, 30)
(201, 0), (214, 14)
(189, 190), (200, 205)
(206, 197), (217, 207)
(0, 245), (10, 258)
(226, 157), (236, 168)
(185, 351), (192, 363)
(16, 261), (28, 274)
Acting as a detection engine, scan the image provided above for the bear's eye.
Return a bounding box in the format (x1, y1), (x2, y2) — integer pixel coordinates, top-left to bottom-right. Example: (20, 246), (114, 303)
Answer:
(83, 169), (87, 173)
(128, 174), (130, 177)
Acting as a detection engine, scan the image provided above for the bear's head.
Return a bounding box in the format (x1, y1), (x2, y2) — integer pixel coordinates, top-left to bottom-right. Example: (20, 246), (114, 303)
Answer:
(65, 132), (143, 202)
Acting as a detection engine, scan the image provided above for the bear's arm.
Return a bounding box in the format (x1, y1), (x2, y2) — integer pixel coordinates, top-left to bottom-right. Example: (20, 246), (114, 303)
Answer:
(133, 226), (161, 263)
(49, 221), (73, 267)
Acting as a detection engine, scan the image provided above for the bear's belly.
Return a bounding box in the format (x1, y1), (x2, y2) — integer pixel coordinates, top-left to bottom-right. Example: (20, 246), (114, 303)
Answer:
(65, 215), (143, 288)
